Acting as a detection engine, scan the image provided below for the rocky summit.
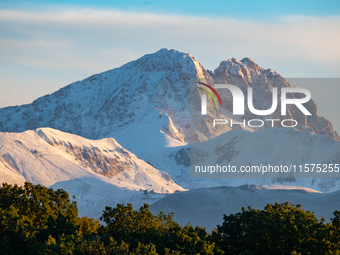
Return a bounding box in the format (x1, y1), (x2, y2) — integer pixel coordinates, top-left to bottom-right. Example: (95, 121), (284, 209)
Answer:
(1, 49), (339, 221)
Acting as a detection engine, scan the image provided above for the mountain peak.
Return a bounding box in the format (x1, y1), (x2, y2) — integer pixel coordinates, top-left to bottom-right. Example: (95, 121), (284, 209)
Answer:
(122, 48), (205, 78)
(0, 48), (338, 153)
(213, 57), (283, 80)
(241, 57), (254, 62)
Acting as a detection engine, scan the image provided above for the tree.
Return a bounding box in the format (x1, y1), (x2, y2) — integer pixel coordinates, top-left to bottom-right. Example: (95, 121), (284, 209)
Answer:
(100, 203), (216, 254)
(2, 182), (339, 254)
(0, 182), (80, 254)
(213, 202), (334, 255)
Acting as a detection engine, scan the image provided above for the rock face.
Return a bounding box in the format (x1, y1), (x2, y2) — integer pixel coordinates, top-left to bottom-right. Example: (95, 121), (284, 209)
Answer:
(0, 49), (210, 154)
(37, 129), (132, 178)
(0, 49), (338, 157)
(0, 127), (184, 193)
(210, 57), (339, 140)
(1, 49), (340, 220)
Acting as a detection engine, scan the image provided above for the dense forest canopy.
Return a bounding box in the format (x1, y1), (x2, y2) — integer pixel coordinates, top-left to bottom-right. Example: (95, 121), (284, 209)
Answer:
(1, 182), (340, 255)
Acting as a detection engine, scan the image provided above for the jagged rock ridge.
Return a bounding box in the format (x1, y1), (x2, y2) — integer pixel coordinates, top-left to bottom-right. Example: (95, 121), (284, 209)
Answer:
(211, 57), (339, 140)
(0, 49), (338, 157)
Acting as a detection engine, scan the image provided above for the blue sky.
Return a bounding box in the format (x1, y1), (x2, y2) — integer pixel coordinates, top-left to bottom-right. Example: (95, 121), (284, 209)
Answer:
(2, 0), (340, 18)
(1, 0), (340, 131)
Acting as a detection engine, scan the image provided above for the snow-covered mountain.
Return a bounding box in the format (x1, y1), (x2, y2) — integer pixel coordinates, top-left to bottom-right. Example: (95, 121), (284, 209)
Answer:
(0, 49), (338, 157)
(0, 49), (208, 155)
(0, 127), (187, 219)
(141, 128), (340, 193)
(0, 128), (184, 193)
(212, 58), (339, 140)
(1, 48), (340, 220)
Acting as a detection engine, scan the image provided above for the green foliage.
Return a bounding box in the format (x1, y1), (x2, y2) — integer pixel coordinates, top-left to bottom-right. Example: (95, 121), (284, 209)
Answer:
(100, 203), (215, 254)
(213, 202), (339, 255)
(1, 182), (340, 254)
(0, 182), (79, 255)
(78, 215), (100, 239)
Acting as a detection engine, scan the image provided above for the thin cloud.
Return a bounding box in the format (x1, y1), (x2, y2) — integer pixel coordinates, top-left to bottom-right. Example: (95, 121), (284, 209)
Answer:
(0, 7), (340, 123)
(1, 8), (339, 73)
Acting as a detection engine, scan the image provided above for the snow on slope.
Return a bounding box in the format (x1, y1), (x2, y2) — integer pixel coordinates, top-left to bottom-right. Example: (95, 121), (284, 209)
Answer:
(211, 58), (340, 141)
(0, 128), (184, 194)
(261, 184), (321, 193)
(0, 48), (340, 219)
(51, 177), (166, 220)
(0, 49), (209, 155)
(0, 49), (338, 158)
(0, 155), (26, 187)
(141, 128), (340, 193)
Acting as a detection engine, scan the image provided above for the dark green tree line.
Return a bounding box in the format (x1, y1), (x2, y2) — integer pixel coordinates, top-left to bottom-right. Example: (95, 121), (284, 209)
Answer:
(212, 202), (340, 255)
(1, 182), (340, 254)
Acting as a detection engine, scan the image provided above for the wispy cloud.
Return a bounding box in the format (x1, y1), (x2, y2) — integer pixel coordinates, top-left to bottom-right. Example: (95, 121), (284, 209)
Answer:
(0, 8), (340, 108)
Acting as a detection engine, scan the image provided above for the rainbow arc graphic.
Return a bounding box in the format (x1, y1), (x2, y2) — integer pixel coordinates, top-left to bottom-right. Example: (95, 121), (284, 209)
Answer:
(197, 82), (222, 106)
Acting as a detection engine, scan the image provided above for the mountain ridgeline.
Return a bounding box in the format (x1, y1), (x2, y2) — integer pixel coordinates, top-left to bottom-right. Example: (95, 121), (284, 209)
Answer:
(1, 49), (340, 224)
(0, 49), (338, 155)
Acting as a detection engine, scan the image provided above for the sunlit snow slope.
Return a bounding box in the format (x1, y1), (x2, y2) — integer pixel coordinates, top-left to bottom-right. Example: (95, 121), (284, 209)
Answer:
(0, 128), (184, 193)
(0, 49), (338, 157)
